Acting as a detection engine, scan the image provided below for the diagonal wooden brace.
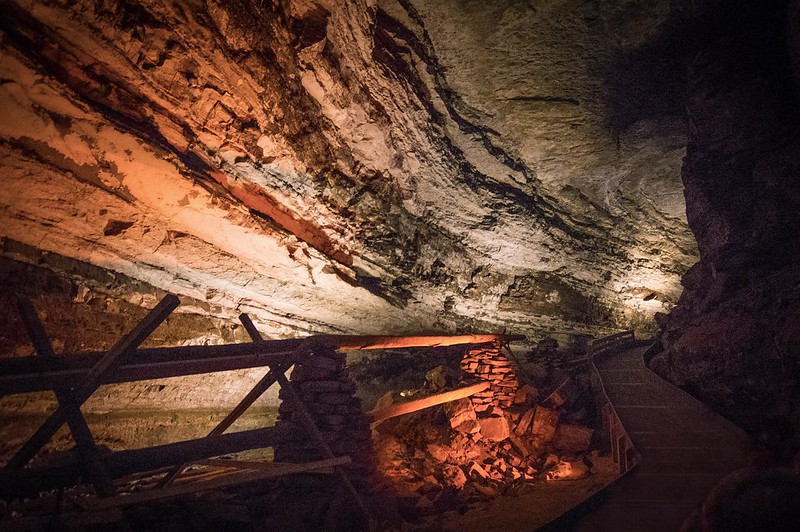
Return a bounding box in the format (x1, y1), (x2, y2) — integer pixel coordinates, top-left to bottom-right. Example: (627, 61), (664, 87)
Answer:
(159, 339), (308, 487)
(5, 294), (180, 470)
(239, 314), (372, 523)
(15, 297), (117, 497)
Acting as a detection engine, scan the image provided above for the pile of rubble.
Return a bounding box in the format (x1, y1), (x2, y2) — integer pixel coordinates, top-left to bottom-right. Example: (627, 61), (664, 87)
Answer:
(372, 341), (598, 517)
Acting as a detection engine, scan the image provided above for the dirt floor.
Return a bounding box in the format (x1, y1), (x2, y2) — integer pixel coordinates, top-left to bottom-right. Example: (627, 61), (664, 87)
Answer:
(408, 452), (619, 531)
(0, 453), (620, 531)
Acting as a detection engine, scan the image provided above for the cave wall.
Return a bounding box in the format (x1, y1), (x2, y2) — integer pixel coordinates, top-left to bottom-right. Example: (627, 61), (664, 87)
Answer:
(0, 0), (798, 472)
(0, 0), (699, 343)
(657, 0), (800, 438)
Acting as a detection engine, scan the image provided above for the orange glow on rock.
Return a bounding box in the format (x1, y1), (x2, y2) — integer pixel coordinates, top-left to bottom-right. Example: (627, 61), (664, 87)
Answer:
(210, 170), (353, 266)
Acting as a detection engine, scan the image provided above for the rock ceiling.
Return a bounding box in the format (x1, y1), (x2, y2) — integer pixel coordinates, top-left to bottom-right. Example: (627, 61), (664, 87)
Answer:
(0, 0), (700, 338)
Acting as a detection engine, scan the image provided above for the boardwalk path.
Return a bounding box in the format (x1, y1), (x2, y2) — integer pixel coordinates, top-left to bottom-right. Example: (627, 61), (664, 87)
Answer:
(573, 345), (750, 531)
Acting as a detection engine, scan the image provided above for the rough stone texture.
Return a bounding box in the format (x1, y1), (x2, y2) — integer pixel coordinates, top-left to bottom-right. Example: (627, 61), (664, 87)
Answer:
(657, 0), (800, 437)
(0, 0), (700, 343)
(274, 342), (375, 484)
(477, 415), (510, 442)
(9, 0), (799, 471)
(460, 341), (519, 410)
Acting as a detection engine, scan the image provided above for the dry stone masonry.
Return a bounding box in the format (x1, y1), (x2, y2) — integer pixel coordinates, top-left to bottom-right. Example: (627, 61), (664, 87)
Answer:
(460, 341), (520, 411)
(372, 342), (599, 517)
(273, 343), (374, 486)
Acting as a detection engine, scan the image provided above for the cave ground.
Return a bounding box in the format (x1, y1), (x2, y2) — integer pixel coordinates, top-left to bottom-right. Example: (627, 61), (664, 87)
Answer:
(432, 452), (618, 532)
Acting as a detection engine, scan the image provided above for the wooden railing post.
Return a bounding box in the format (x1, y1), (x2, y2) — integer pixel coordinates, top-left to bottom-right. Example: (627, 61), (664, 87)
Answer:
(15, 297), (117, 497)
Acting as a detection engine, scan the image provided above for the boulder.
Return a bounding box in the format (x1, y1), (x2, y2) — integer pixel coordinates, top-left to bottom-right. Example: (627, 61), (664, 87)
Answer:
(546, 459), (590, 481)
(553, 423), (593, 452)
(444, 465), (468, 489)
(426, 365), (457, 390)
(509, 434), (532, 458)
(514, 384), (538, 405)
(531, 406), (559, 442)
(515, 408), (536, 434)
(427, 443), (453, 463)
(478, 415), (511, 441)
(444, 397), (480, 433)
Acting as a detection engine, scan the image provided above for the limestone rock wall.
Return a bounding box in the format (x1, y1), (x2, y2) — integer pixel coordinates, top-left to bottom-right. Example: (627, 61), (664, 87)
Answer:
(0, 0), (699, 341)
(657, 0), (800, 438)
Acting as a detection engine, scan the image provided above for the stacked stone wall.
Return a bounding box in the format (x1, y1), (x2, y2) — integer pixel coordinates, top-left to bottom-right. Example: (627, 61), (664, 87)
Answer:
(273, 343), (374, 485)
(460, 341), (519, 411)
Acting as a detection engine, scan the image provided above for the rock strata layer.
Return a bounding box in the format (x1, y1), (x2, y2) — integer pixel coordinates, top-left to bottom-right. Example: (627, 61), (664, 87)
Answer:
(0, 0), (699, 339)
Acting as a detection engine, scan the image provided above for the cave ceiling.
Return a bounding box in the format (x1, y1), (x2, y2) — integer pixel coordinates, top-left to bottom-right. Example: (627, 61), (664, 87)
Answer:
(0, 0), (699, 338)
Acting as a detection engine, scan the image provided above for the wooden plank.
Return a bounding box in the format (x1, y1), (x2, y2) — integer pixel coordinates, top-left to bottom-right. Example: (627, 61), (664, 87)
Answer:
(5, 294), (180, 470)
(611, 422), (620, 464)
(0, 334), (523, 381)
(239, 314), (371, 523)
(15, 296), (116, 497)
(198, 455), (350, 472)
(624, 446), (637, 473)
(0, 334), (524, 396)
(0, 423), (300, 497)
(616, 435), (627, 473)
(94, 458), (350, 510)
(330, 333), (525, 351)
(1, 507), (126, 532)
(370, 382), (490, 424)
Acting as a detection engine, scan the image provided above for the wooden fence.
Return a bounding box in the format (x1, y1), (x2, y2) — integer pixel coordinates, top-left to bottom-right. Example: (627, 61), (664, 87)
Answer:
(0, 293), (522, 527)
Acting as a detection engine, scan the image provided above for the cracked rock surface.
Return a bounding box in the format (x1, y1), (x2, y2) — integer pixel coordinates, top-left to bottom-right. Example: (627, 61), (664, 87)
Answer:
(656, 0), (800, 437)
(0, 0), (699, 339)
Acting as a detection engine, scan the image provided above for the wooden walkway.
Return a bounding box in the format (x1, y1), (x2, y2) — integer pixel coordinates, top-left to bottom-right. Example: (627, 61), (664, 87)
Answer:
(573, 345), (750, 531)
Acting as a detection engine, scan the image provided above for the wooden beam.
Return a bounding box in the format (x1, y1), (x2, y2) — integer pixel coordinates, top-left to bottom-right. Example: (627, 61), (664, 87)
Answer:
(5, 294), (180, 470)
(198, 455), (350, 472)
(15, 296), (116, 497)
(0, 424), (300, 498)
(329, 334), (525, 351)
(0, 334), (525, 396)
(370, 382), (490, 424)
(0, 348), (294, 395)
(106, 423), (296, 476)
(94, 457), (351, 510)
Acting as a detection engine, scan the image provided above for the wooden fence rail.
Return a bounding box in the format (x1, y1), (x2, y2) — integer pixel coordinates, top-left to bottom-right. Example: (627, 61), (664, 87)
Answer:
(589, 330), (636, 358)
(0, 335), (522, 396)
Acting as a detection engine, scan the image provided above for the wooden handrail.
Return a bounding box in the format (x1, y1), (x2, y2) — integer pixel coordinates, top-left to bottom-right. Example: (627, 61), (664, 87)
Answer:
(330, 334), (525, 351)
(587, 332), (638, 474)
(589, 330), (636, 358)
